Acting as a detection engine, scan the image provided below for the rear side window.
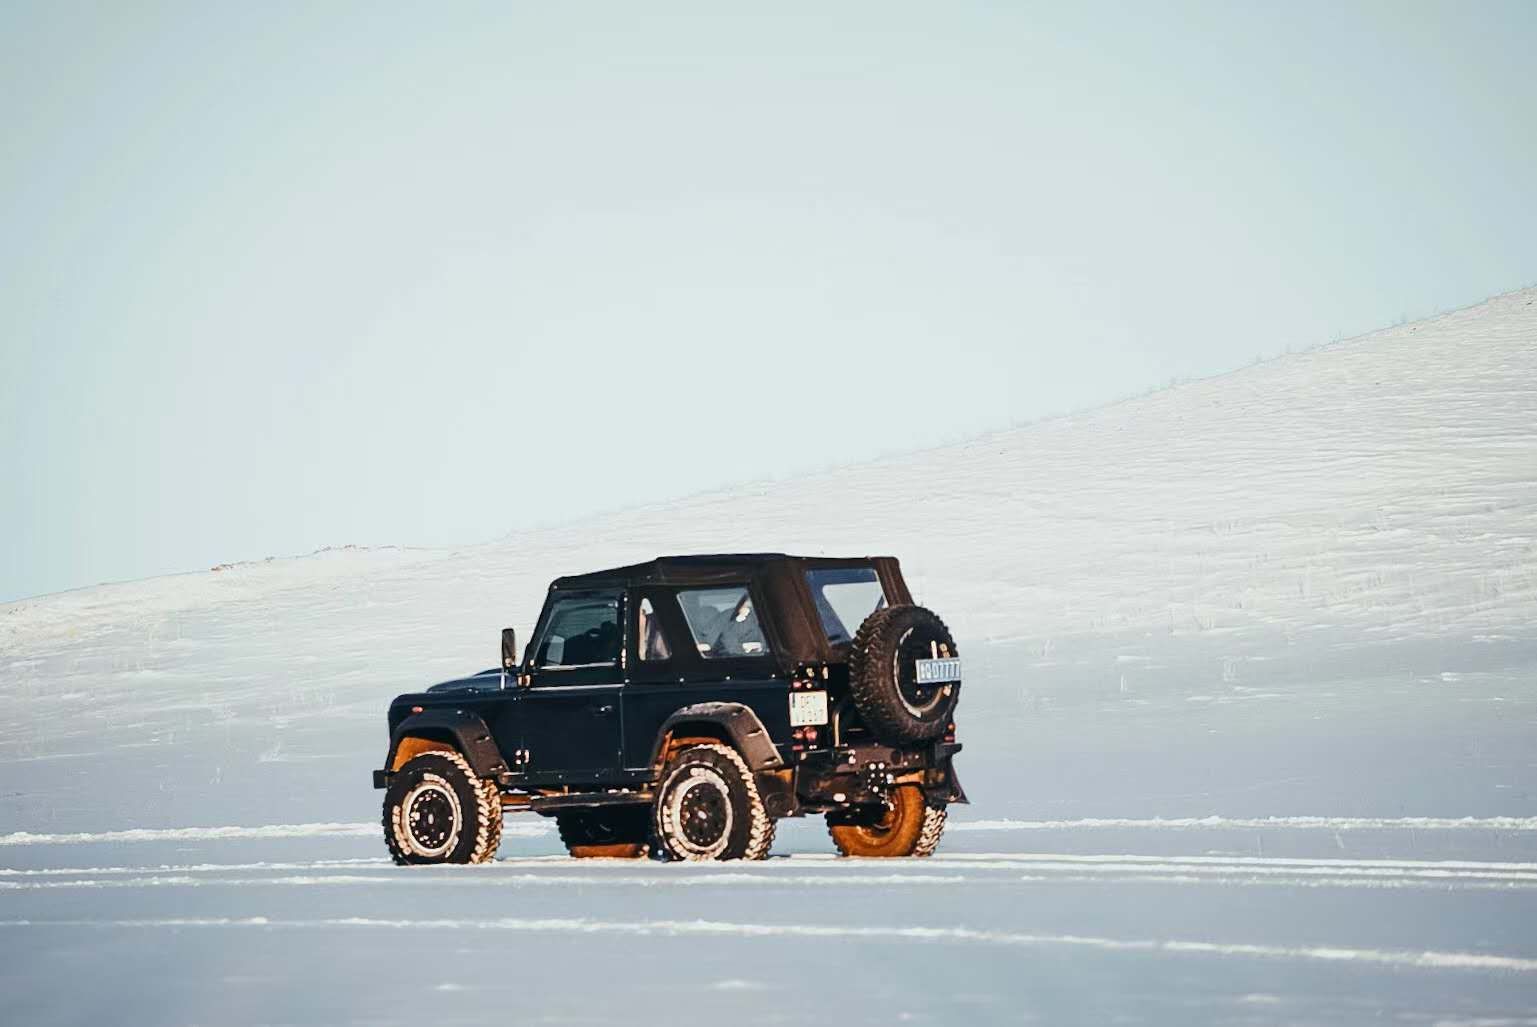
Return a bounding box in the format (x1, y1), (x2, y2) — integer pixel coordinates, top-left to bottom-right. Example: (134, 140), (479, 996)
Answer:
(676, 586), (770, 659)
(805, 567), (887, 644)
(534, 593), (621, 668)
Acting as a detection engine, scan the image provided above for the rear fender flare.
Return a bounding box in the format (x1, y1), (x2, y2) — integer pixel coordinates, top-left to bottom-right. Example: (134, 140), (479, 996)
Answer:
(651, 702), (784, 775)
(387, 710), (507, 780)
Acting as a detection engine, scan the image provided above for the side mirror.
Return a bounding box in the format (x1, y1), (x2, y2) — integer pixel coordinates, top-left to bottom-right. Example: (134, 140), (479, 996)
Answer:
(501, 628), (519, 670)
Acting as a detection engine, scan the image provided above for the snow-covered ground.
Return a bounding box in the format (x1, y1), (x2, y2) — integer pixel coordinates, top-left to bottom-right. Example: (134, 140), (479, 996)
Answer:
(2, 289), (1535, 1024)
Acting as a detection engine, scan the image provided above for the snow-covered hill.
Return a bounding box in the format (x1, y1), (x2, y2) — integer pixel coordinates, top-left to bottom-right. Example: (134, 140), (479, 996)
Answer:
(2, 289), (1535, 1024)
(9, 288), (1533, 654)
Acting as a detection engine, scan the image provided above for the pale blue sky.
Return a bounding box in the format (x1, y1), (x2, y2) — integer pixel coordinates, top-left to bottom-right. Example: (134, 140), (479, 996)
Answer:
(3, 2), (1535, 602)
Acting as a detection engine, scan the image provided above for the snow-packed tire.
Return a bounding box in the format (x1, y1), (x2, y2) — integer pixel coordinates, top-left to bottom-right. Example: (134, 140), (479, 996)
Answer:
(848, 605), (960, 745)
(653, 743), (774, 861)
(556, 807), (650, 859)
(382, 750), (502, 866)
(828, 785), (946, 858)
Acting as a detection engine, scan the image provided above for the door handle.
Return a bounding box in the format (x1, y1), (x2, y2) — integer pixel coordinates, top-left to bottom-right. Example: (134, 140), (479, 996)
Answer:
(591, 704), (615, 715)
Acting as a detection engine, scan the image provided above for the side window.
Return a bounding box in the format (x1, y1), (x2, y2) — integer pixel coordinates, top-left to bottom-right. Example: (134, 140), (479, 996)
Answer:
(676, 586), (770, 659)
(804, 567), (888, 644)
(534, 593), (621, 669)
(638, 596), (672, 661)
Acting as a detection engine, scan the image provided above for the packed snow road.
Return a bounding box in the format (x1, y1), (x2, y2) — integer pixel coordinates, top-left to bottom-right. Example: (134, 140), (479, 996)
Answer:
(2, 817), (1536, 1025)
(2, 662), (1534, 1026)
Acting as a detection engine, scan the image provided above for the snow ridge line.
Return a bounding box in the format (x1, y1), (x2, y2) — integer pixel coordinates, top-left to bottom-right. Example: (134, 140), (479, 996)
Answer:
(4, 814), (1527, 847)
(0, 858), (387, 877)
(0, 872), (973, 892)
(1, 915), (1532, 973)
(950, 816), (1537, 832)
(4, 867), (1534, 893)
(0, 821), (552, 847)
(6, 851), (1537, 878)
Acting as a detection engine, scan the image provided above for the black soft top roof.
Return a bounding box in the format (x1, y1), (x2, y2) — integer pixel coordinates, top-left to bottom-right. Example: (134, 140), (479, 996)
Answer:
(553, 553), (900, 589)
(549, 553), (914, 665)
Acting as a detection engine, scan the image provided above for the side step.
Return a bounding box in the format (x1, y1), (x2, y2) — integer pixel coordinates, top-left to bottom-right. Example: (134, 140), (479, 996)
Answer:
(527, 790), (652, 814)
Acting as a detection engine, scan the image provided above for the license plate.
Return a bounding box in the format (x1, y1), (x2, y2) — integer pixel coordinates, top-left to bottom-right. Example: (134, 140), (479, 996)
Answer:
(789, 690), (829, 726)
(914, 657), (962, 685)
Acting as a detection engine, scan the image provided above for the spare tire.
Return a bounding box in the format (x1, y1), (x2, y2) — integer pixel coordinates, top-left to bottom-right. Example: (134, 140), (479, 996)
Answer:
(848, 605), (960, 745)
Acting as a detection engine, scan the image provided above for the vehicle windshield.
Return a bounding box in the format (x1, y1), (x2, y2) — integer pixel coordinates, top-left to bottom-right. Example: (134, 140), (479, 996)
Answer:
(804, 567), (887, 644)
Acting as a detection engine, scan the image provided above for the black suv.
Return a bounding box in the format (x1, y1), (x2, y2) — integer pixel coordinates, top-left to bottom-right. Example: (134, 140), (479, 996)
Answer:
(373, 554), (965, 863)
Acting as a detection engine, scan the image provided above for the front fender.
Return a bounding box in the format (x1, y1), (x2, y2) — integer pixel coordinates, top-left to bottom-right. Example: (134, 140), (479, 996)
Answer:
(384, 709), (508, 781)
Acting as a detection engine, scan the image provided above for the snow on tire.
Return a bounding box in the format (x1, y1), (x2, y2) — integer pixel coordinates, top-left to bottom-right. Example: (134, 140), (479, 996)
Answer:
(382, 749), (502, 865)
(912, 804), (947, 857)
(653, 742), (774, 862)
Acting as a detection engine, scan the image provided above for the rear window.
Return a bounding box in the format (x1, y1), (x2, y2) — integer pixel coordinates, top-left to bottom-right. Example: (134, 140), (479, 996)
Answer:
(677, 586), (770, 659)
(805, 567), (887, 644)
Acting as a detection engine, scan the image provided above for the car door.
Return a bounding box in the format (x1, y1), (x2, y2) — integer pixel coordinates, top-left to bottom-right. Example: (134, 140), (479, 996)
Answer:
(622, 589), (692, 769)
(520, 589), (626, 783)
(622, 584), (791, 771)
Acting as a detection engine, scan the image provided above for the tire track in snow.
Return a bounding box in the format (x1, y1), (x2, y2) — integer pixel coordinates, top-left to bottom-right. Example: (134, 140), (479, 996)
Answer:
(4, 872), (1532, 892)
(6, 852), (1536, 892)
(0, 858), (387, 877)
(0, 871), (973, 891)
(0, 821), (551, 847)
(3, 814), (1526, 848)
(949, 816), (1537, 832)
(933, 853), (1537, 872)
(2, 915), (1532, 973)
(14, 851), (1534, 878)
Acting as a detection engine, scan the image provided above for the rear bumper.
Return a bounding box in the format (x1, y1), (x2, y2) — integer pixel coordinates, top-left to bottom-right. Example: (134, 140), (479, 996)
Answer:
(791, 740), (964, 813)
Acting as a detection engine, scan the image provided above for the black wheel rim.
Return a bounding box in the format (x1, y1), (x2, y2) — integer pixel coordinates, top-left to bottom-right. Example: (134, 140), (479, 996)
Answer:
(679, 780), (730, 848)
(405, 783), (458, 854)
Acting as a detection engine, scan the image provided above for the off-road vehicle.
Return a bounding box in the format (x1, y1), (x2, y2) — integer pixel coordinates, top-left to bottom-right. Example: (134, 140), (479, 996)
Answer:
(373, 554), (965, 862)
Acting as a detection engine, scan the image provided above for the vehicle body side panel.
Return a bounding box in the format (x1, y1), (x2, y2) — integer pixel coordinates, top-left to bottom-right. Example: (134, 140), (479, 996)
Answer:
(520, 682), (625, 782)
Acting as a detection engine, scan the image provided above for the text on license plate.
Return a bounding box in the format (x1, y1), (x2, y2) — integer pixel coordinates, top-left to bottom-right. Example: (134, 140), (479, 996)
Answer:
(914, 657), (962, 685)
(789, 690), (829, 726)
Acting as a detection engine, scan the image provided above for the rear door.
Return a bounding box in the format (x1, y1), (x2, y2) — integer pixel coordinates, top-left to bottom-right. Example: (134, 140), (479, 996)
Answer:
(622, 583), (791, 770)
(521, 589), (626, 783)
(622, 589), (690, 768)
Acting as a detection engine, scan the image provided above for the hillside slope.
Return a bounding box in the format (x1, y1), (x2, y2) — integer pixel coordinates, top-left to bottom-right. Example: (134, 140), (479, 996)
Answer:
(11, 290), (1535, 650)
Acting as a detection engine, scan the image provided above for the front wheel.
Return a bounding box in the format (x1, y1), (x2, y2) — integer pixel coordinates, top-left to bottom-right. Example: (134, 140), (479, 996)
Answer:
(828, 785), (946, 857)
(653, 743), (775, 861)
(382, 750), (502, 865)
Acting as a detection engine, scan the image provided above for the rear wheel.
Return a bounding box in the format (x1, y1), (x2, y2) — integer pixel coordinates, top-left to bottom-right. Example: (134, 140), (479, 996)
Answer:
(556, 807), (650, 858)
(653, 743), (774, 861)
(382, 750), (502, 865)
(828, 785), (946, 858)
